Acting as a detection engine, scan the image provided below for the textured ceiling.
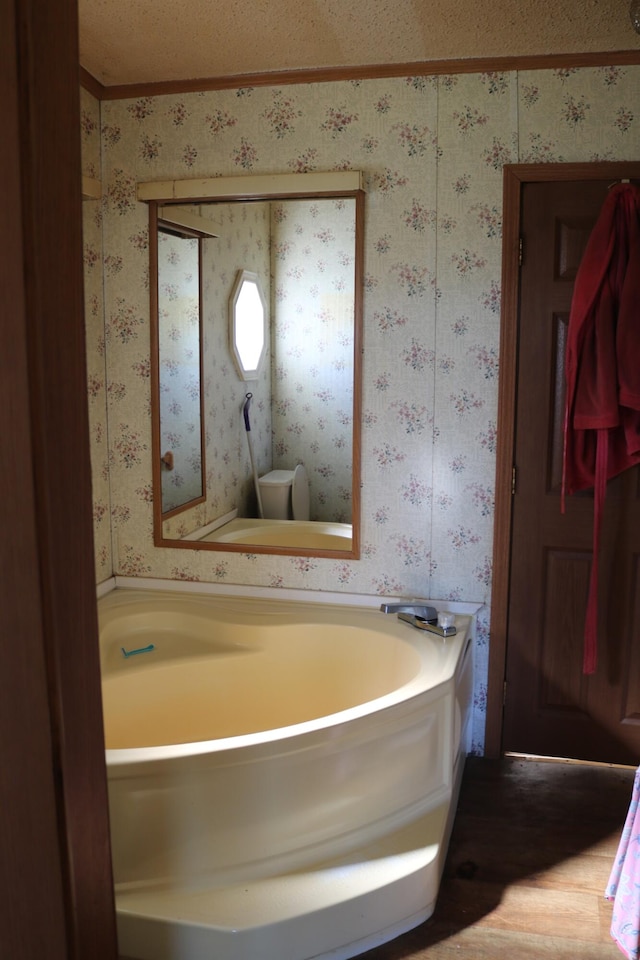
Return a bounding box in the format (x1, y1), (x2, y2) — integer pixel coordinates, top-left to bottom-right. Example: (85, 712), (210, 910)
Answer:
(79, 0), (640, 87)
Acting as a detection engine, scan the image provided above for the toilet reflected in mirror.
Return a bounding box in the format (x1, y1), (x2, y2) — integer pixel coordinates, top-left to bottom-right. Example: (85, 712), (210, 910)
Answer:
(259, 464), (310, 521)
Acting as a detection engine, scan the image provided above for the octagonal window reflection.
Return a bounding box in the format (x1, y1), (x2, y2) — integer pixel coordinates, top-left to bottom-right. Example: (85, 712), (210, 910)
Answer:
(229, 270), (267, 381)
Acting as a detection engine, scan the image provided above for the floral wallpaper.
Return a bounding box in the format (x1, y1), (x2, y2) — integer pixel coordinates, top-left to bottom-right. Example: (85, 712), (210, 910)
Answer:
(81, 65), (640, 754)
(200, 202), (272, 527)
(270, 198), (355, 522)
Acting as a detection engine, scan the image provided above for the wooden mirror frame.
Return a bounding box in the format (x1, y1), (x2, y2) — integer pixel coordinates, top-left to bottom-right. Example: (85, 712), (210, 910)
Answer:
(143, 172), (365, 559)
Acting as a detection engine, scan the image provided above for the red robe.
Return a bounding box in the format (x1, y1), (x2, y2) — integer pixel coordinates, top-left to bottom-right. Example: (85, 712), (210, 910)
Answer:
(562, 182), (640, 674)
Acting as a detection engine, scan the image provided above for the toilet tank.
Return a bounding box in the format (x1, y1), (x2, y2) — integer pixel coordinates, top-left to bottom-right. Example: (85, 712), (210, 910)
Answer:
(258, 470), (294, 519)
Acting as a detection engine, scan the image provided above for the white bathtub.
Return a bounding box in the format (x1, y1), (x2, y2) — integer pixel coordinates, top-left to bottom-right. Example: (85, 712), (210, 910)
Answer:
(199, 517), (353, 551)
(98, 588), (474, 960)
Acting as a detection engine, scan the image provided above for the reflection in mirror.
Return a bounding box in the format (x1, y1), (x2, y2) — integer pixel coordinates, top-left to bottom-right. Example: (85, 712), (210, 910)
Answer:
(157, 226), (205, 517)
(146, 173), (364, 557)
(229, 270), (267, 380)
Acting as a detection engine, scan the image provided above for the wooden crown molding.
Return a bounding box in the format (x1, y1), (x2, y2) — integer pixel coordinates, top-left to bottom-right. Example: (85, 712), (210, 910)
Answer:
(80, 48), (640, 101)
(79, 65), (105, 99)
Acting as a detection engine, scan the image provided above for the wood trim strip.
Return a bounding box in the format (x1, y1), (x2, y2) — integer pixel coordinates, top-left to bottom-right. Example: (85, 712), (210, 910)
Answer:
(80, 65), (105, 99)
(84, 49), (640, 101)
(138, 171), (364, 203)
(197, 236), (207, 524)
(158, 206), (219, 236)
(485, 161), (640, 759)
(485, 167), (522, 760)
(10, 0), (118, 954)
(2, 0), (70, 953)
(149, 203), (164, 546)
(350, 188), (365, 560)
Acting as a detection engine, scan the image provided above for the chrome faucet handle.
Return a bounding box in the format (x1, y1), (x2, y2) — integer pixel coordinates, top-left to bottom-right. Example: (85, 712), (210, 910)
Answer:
(379, 601), (438, 622)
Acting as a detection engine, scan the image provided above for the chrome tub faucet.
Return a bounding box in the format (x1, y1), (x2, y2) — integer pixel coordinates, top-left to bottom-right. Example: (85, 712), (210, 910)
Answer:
(380, 600), (457, 638)
(379, 600), (438, 622)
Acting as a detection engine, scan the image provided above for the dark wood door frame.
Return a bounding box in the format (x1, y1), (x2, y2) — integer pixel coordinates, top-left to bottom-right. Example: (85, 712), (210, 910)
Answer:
(1, 0), (118, 955)
(485, 161), (640, 760)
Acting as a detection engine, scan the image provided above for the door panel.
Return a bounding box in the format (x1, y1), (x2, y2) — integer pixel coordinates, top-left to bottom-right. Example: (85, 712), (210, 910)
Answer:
(503, 180), (640, 765)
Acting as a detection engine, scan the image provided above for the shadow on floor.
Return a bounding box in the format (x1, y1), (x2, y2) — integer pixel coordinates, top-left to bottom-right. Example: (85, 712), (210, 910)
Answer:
(357, 756), (635, 960)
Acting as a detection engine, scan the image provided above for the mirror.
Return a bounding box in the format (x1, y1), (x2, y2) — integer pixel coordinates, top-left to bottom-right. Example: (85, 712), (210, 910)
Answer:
(145, 172), (364, 558)
(157, 225), (206, 517)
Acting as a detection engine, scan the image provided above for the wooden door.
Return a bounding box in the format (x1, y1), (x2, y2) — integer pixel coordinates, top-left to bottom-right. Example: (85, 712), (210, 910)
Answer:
(503, 179), (640, 765)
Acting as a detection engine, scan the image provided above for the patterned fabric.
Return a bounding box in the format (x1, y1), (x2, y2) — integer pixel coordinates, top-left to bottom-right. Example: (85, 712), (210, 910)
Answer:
(606, 766), (640, 959)
(562, 183), (640, 674)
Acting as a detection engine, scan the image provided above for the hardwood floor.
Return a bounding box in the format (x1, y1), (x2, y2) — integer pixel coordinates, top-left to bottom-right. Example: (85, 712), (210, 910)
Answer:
(359, 756), (636, 960)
